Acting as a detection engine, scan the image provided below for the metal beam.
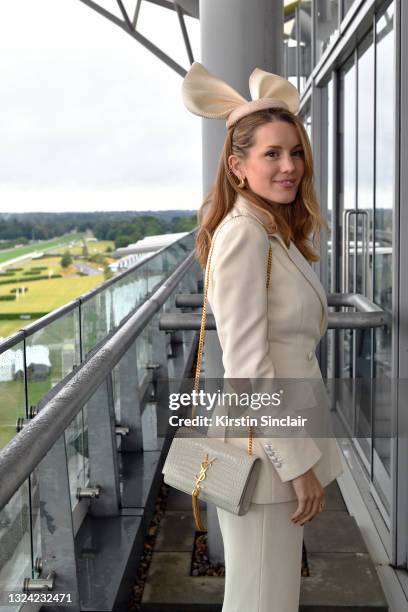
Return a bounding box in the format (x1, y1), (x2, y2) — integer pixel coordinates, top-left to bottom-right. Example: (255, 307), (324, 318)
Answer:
(175, 3), (194, 64)
(116, 0), (134, 30)
(78, 0), (187, 76)
(132, 0), (143, 28)
(145, 0), (196, 17)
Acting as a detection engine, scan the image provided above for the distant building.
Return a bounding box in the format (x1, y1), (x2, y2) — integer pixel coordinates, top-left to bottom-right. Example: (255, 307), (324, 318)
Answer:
(110, 232), (188, 272)
(0, 344), (51, 382)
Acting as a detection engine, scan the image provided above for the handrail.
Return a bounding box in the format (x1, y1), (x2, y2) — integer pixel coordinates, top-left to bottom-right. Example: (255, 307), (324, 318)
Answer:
(326, 292), (390, 328)
(0, 228), (196, 349)
(0, 252), (196, 512)
(160, 292), (389, 330)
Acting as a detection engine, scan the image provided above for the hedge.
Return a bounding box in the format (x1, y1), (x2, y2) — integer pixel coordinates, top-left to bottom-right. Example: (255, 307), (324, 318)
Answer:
(0, 295), (16, 301)
(0, 312), (49, 320)
(0, 274), (62, 286)
(33, 254), (60, 259)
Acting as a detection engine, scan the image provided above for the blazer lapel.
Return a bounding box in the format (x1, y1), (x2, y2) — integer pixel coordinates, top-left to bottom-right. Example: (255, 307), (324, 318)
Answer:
(272, 234), (328, 336)
(233, 194), (328, 336)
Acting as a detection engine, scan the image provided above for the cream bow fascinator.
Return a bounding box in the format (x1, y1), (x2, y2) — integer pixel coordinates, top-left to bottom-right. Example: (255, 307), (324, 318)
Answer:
(182, 62), (300, 128)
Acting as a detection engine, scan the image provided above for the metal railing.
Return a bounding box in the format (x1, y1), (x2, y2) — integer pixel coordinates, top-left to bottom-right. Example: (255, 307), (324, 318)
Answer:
(0, 230), (196, 449)
(159, 292), (389, 331)
(0, 234), (201, 610)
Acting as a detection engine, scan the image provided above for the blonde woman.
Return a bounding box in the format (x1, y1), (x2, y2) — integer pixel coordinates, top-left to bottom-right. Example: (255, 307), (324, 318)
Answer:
(183, 63), (344, 612)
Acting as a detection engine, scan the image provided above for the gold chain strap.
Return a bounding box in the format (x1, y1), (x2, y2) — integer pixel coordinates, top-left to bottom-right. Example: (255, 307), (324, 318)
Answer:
(192, 224), (272, 456)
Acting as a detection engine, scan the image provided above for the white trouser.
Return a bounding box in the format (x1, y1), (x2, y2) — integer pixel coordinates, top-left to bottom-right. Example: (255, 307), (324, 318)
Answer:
(216, 500), (304, 612)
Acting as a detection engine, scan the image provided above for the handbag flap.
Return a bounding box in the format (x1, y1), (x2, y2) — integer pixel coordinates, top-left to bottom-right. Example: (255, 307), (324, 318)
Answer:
(162, 427), (259, 508)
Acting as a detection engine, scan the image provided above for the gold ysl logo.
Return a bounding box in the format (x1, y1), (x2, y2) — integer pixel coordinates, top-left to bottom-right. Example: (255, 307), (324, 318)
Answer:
(192, 453), (216, 495)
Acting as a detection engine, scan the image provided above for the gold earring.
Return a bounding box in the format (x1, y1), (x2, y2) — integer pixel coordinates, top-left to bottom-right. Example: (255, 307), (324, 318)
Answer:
(238, 176), (246, 189)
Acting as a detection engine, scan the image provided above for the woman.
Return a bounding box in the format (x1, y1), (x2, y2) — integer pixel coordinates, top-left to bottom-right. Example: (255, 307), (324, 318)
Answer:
(183, 63), (344, 612)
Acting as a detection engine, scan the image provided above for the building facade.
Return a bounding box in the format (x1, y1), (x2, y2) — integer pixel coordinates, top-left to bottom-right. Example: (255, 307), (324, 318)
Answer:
(284, 0), (407, 601)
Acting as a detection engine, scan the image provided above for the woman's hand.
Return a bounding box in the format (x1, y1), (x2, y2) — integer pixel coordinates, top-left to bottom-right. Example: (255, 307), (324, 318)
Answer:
(290, 467), (325, 525)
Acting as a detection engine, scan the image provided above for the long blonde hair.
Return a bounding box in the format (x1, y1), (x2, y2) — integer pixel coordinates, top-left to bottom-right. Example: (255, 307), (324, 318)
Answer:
(195, 108), (328, 268)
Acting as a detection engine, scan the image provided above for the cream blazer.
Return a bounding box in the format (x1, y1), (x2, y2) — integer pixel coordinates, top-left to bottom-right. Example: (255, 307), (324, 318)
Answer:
(206, 193), (345, 504)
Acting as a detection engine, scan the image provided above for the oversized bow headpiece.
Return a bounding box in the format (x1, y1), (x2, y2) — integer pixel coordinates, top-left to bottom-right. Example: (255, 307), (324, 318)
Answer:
(182, 62), (300, 128)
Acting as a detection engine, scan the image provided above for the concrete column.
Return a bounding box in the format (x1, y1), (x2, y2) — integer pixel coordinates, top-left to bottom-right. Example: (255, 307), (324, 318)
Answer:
(199, 0), (284, 193)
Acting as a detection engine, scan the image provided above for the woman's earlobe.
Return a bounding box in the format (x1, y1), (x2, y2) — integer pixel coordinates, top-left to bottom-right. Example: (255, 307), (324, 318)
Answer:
(228, 155), (241, 175)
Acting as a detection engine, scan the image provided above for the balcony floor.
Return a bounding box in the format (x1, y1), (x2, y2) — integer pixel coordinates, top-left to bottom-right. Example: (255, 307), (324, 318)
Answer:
(140, 481), (389, 611)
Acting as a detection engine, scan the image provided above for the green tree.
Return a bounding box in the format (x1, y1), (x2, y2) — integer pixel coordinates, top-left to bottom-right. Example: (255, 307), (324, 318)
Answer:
(170, 216), (197, 232)
(61, 250), (73, 268)
(104, 263), (113, 280)
(82, 240), (89, 258)
(115, 234), (133, 249)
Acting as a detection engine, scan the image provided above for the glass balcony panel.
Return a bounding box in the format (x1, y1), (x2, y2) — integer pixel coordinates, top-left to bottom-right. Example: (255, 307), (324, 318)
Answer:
(26, 309), (81, 408)
(0, 482), (32, 607)
(29, 468), (41, 588)
(65, 411), (87, 509)
(80, 234), (194, 356)
(82, 404), (90, 482)
(166, 241), (189, 272)
(136, 324), (152, 394)
(112, 362), (121, 425)
(0, 339), (27, 451)
(110, 265), (148, 329)
(146, 252), (166, 294)
(81, 291), (110, 357)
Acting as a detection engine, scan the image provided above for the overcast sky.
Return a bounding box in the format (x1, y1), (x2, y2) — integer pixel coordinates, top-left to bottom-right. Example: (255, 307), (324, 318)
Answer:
(0, 0), (202, 213)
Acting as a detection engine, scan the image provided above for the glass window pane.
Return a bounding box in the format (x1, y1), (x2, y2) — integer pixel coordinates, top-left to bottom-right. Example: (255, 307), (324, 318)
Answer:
(299, 1), (312, 92)
(373, 2), (395, 488)
(357, 32), (375, 296)
(342, 0), (355, 19)
(316, 0), (339, 65)
(283, 18), (298, 89)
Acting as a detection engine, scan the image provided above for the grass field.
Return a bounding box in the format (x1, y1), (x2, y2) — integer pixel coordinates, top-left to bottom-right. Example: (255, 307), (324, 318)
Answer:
(0, 275), (105, 339)
(0, 239), (114, 340)
(0, 270), (105, 449)
(0, 238), (116, 449)
(0, 232), (84, 265)
(2, 255), (74, 278)
(0, 266), (105, 338)
(0, 379), (26, 450)
(0, 275), (105, 313)
(59, 240), (114, 257)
